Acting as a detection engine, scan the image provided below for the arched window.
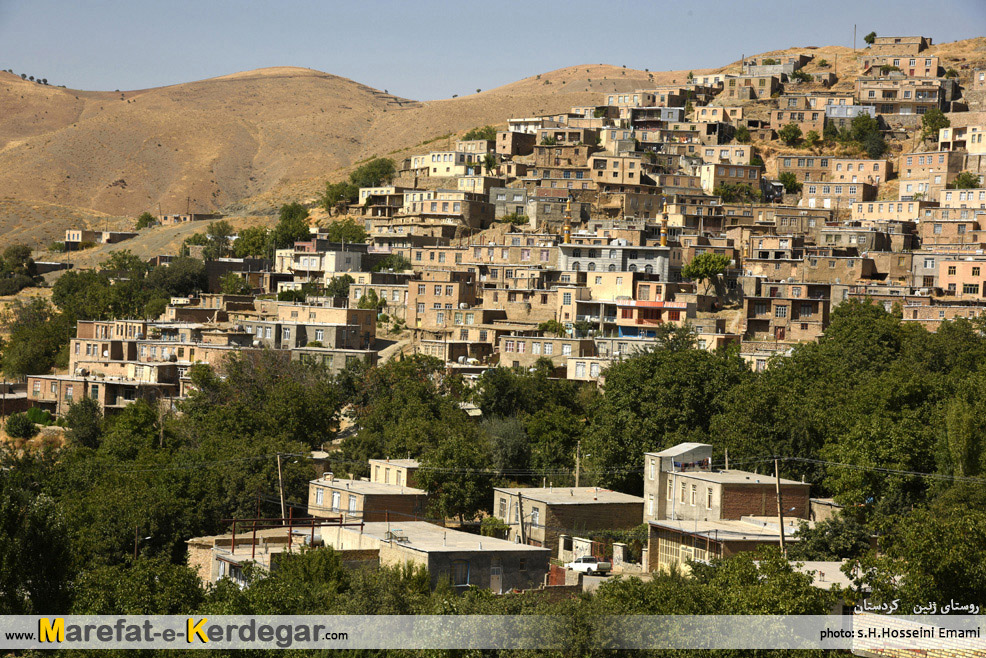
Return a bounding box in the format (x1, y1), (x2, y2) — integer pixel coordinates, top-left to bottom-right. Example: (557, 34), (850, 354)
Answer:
(573, 248), (582, 258)
(572, 262), (580, 271)
(629, 264), (637, 272)
(588, 249), (598, 258)
(644, 264), (653, 274)
(588, 262), (596, 271)
(608, 264), (616, 272)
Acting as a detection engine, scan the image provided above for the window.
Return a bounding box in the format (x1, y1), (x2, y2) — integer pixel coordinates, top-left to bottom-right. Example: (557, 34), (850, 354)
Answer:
(531, 507), (540, 527)
(544, 343), (553, 355)
(680, 481), (687, 503)
(667, 478), (673, 501)
(316, 489), (324, 506)
(706, 487), (713, 510)
(775, 306), (788, 318)
(964, 283), (979, 295)
(452, 561), (469, 586)
(562, 344), (572, 356)
(690, 484), (697, 506)
(648, 495), (655, 516)
(331, 491), (340, 511)
(948, 266), (957, 275)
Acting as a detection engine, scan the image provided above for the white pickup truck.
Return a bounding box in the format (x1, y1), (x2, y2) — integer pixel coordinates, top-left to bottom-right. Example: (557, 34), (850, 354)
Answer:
(565, 556), (612, 575)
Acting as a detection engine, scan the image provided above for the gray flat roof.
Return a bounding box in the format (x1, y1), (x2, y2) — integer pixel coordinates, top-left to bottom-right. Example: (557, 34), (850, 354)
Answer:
(648, 517), (806, 542)
(669, 469), (807, 487)
(647, 443), (711, 457)
(368, 458), (420, 469)
(309, 477), (426, 496)
(357, 521), (549, 553)
(494, 487), (644, 505)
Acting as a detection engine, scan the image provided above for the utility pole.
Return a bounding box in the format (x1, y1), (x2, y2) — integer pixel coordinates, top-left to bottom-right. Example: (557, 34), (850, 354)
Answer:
(853, 25), (857, 56)
(774, 458), (787, 556)
(724, 448), (729, 470)
(134, 524), (139, 560)
(277, 453), (287, 523)
(517, 492), (526, 545)
(575, 439), (581, 487)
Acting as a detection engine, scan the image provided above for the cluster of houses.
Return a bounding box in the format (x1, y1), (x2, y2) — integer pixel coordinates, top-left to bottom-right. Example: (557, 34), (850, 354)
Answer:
(187, 442), (851, 597)
(14, 34), (985, 598)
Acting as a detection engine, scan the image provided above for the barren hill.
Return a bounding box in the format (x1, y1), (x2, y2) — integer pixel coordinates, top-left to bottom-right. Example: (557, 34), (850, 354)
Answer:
(1, 38), (983, 246)
(0, 63), (715, 224)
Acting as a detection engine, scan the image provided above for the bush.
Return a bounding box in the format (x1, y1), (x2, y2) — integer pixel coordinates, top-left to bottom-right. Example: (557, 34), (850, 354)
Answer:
(805, 130), (821, 148)
(734, 125), (751, 144)
(462, 126), (496, 141)
(135, 212), (156, 229)
(950, 172), (982, 190)
(48, 242), (66, 252)
(0, 274), (36, 296)
(25, 407), (54, 426)
(5, 413), (38, 439)
(778, 123), (803, 146)
(779, 172), (803, 193)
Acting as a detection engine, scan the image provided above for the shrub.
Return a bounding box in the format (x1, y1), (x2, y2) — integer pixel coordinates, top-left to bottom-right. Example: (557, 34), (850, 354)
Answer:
(779, 172), (803, 193)
(5, 412), (38, 439)
(778, 123), (803, 146)
(462, 126), (496, 141)
(25, 407), (54, 425)
(734, 125), (751, 144)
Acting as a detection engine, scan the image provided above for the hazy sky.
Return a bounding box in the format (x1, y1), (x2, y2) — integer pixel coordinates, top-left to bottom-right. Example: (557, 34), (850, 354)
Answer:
(1, 0), (984, 99)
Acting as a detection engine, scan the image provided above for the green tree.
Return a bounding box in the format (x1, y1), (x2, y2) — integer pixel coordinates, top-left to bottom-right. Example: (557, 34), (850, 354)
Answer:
(348, 158), (396, 189)
(145, 257), (206, 297)
(1, 298), (72, 376)
(949, 171), (981, 190)
(864, 131), (887, 158)
(101, 249), (148, 278)
(787, 515), (873, 561)
(219, 272), (252, 294)
(864, 31), (877, 45)
(734, 124), (751, 143)
(233, 225), (272, 257)
(823, 121), (839, 141)
(64, 397), (103, 448)
(462, 126), (497, 141)
(921, 107), (949, 141)
(357, 289), (385, 310)
(538, 319), (568, 337)
(778, 122), (803, 146)
(323, 218), (368, 243)
(0, 475), (74, 613)
(372, 253), (411, 272)
(779, 171), (803, 193)
(71, 556), (204, 614)
(586, 344), (750, 493)
(319, 181), (358, 212)
(204, 220), (234, 258)
(323, 274), (354, 299)
(483, 152), (497, 175)
(417, 422), (495, 522)
(680, 252), (732, 297)
(5, 412), (38, 439)
(135, 211), (156, 229)
(804, 130), (820, 147)
(271, 203), (311, 249)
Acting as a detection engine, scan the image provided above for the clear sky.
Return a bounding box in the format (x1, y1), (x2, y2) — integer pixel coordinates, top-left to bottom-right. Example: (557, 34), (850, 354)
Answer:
(1, 0), (983, 100)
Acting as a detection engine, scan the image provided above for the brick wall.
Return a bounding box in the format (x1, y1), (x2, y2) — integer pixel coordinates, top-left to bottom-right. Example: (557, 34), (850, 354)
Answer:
(720, 483), (811, 520)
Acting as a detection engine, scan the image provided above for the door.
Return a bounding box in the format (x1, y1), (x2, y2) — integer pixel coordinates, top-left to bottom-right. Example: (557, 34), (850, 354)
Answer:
(775, 326), (785, 341)
(490, 566), (502, 594)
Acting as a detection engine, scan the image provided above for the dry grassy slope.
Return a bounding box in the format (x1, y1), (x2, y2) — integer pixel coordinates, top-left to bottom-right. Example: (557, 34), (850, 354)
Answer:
(1, 38), (984, 246)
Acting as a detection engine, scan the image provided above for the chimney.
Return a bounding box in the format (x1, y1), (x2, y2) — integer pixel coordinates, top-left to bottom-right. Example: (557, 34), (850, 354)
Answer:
(325, 472), (334, 482)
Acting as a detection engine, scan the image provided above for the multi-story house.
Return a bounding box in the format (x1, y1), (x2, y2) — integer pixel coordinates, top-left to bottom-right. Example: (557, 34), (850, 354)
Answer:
(898, 150), (965, 200)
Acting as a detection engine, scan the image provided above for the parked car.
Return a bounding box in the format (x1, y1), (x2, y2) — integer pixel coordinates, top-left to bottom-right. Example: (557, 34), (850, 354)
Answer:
(565, 556), (612, 575)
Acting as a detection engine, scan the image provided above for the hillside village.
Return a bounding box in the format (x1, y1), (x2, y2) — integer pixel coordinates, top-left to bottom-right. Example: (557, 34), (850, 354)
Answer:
(2, 32), (986, 647)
